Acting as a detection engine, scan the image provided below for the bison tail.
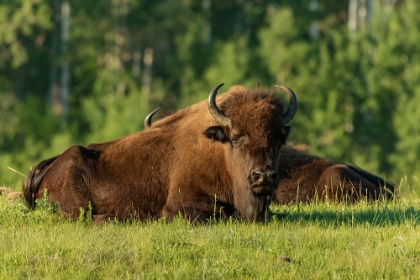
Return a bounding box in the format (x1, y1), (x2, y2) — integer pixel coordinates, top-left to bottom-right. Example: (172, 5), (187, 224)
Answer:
(22, 155), (60, 209)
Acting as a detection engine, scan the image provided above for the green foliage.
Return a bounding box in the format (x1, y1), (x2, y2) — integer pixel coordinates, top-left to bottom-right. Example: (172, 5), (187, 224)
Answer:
(0, 95), (63, 186)
(180, 36), (255, 106)
(370, 0), (420, 180)
(0, 0), (52, 68)
(77, 202), (93, 224)
(258, 7), (361, 167)
(81, 90), (150, 143)
(35, 189), (58, 215)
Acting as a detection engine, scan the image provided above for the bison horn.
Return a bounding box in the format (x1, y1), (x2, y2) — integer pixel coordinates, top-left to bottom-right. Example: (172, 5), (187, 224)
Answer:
(275, 85), (298, 125)
(208, 83), (232, 128)
(144, 107), (161, 128)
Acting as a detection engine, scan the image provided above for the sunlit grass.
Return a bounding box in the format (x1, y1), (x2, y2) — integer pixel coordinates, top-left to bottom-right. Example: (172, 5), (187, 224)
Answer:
(0, 178), (419, 279)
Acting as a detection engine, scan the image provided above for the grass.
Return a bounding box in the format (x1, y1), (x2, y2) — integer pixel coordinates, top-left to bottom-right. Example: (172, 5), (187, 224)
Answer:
(1, 179), (420, 279)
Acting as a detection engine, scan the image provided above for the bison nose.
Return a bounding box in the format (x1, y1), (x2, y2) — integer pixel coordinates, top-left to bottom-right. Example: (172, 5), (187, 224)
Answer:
(250, 169), (278, 185)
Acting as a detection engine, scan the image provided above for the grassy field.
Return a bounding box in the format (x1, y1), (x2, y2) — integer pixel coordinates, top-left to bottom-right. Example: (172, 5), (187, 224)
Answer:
(1, 178), (420, 279)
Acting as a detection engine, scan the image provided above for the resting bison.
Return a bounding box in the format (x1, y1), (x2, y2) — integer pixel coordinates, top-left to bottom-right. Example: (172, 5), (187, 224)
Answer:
(145, 111), (394, 206)
(274, 145), (394, 204)
(23, 84), (297, 223)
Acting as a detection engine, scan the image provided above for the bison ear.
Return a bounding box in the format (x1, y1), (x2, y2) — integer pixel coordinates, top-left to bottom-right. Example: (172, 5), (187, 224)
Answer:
(203, 126), (229, 143)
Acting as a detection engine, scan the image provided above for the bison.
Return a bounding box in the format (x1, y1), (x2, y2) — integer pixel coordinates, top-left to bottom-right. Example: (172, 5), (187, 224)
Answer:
(274, 145), (394, 204)
(22, 84), (297, 223)
(145, 109), (394, 206)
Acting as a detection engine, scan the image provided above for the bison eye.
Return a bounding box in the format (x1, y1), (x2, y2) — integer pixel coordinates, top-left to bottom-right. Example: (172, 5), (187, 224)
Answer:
(231, 140), (241, 147)
(230, 135), (248, 148)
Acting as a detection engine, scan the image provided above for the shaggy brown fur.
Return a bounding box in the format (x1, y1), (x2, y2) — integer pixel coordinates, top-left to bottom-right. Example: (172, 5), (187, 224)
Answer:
(22, 84), (297, 223)
(275, 146), (394, 204)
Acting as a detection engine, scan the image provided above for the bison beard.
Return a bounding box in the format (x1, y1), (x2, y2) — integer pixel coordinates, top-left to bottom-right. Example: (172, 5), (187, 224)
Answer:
(22, 84), (297, 224)
(235, 190), (273, 222)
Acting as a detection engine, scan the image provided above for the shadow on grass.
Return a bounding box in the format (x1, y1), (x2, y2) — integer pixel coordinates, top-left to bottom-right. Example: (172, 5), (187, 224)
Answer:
(271, 204), (420, 228)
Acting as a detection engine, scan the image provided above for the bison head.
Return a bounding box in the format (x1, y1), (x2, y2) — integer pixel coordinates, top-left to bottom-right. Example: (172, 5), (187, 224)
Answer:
(203, 83), (297, 222)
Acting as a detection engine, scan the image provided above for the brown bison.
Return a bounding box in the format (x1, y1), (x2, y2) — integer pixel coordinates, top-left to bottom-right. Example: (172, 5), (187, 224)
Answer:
(274, 145), (394, 204)
(22, 84), (297, 223)
(145, 110), (394, 206)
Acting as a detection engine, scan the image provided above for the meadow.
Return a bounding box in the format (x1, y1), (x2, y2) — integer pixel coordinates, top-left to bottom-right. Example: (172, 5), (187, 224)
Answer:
(1, 177), (420, 279)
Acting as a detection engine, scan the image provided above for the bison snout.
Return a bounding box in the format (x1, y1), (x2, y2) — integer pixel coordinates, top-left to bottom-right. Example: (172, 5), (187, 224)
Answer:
(250, 169), (278, 184)
(250, 169), (278, 194)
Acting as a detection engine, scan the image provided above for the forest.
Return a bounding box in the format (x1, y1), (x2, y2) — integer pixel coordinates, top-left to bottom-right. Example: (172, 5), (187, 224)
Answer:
(0, 0), (418, 190)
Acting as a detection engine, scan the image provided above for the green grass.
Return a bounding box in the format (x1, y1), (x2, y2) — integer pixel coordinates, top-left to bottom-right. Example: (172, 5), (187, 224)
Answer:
(1, 180), (420, 279)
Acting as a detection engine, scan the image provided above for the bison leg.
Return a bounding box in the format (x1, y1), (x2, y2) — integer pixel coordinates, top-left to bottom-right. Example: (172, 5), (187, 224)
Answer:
(162, 198), (225, 223)
(163, 206), (215, 223)
(162, 191), (233, 223)
(30, 146), (98, 219)
(347, 165), (394, 200)
(317, 164), (381, 202)
(92, 214), (118, 225)
(22, 155), (59, 209)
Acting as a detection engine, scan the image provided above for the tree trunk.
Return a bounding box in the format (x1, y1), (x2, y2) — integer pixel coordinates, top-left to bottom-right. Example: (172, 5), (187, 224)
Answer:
(309, 0), (318, 39)
(141, 47), (153, 98)
(348, 0), (358, 33)
(202, 0), (212, 45)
